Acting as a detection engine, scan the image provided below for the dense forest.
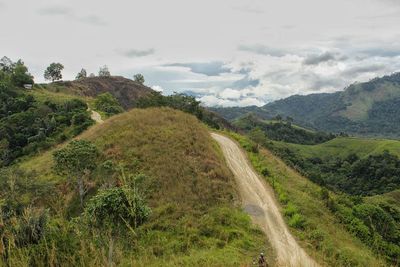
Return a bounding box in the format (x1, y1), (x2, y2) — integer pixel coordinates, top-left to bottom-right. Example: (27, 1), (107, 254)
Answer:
(0, 57), (93, 166)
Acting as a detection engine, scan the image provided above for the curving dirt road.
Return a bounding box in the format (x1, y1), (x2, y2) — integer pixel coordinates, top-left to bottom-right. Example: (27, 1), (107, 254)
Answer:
(211, 133), (318, 267)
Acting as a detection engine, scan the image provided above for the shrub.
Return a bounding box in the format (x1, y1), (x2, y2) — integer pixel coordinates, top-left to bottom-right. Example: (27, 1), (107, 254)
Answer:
(284, 202), (298, 217)
(94, 92), (124, 116)
(288, 213), (306, 229)
(85, 174), (151, 230)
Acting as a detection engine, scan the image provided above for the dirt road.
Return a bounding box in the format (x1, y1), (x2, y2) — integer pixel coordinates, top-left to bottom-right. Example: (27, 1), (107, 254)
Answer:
(211, 133), (318, 267)
(90, 110), (104, 124)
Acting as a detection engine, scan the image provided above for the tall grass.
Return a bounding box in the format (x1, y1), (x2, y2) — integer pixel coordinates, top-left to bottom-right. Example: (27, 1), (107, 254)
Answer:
(1, 108), (267, 266)
(225, 131), (387, 266)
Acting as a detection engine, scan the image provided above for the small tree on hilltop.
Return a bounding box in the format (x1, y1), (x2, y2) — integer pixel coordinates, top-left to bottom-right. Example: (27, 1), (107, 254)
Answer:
(75, 68), (87, 80)
(11, 60), (34, 87)
(44, 63), (64, 82)
(133, 73), (145, 85)
(53, 140), (99, 208)
(98, 65), (111, 77)
(0, 56), (15, 73)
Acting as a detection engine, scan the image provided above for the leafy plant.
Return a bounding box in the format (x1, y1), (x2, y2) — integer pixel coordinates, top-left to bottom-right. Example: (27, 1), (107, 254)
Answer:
(53, 140), (99, 207)
(94, 92), (124, 116)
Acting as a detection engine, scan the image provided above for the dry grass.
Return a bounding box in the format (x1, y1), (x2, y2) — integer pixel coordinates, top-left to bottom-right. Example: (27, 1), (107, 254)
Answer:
(226, 132), (387, 266)
(9, 107), (267, 266)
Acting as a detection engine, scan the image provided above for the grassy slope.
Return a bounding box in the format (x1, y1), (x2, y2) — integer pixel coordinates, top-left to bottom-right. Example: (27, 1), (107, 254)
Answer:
(272, 137), (400, 159)
(340, 82), (400, 121)
(16, 108), (267, 266)
(227, 132), (386, 266)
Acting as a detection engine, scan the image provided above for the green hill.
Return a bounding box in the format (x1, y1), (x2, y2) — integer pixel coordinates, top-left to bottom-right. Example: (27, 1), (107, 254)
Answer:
(213, 72), (400, 138)
(1, 108), (266, 266)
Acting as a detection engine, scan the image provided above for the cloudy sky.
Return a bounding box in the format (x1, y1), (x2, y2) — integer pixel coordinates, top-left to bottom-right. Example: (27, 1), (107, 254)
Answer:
(1, 0), (400, 107)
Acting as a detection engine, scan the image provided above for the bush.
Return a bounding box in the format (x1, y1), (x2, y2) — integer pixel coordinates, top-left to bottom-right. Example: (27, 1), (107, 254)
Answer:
(284, 202), (298, 217)
(288, 213), (306, 229)
(94, 92), (124, 116)
(85, 174), (151, 230)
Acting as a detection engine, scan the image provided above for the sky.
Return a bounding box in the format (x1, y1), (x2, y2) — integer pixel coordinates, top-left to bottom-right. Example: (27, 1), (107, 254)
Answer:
(1, 0), (400, 107)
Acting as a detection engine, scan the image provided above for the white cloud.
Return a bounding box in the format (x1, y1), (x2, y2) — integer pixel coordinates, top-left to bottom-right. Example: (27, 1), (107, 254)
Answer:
(2, 0), (400, 106)
(151, 85), (163, 92)
(219, 88), (242, 99)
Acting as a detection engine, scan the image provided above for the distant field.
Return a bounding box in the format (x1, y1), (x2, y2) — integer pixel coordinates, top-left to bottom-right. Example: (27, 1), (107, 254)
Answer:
(272, 137), (400, 159)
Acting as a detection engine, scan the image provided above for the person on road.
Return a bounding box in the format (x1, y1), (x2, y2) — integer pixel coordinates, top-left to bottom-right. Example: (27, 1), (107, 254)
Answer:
(258, 252), (268, 267)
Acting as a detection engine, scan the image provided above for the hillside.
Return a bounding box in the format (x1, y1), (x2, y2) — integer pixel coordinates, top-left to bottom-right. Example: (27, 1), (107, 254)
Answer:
(213, 72), (400, 138)
(0, 66), (95, 167)
(42, 76), (154, 109)
(272, 137), (400, 159)
(233, 113), (335, 145)
(1, 108), (266, 266)
(225, 132), (387, 266)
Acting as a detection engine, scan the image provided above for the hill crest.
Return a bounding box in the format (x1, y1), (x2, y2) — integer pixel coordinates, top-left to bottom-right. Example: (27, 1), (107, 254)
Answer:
(48, 76), (154, 108)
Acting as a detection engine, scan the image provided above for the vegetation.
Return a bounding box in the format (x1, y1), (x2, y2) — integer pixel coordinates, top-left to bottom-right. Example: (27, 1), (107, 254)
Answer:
(98, 65), (111, 77)
(75, 68), (87, 80)
(266, 137), (400, 195)
(94, 92), (124, 116)
(53, 140), (99, 207)
(0, 59), (94, 166)
(136, 91), (233, 129)
(226, 132), (389, 266)
(44, 63), (64, 82)
(133, 73), (145, 85)
(214, 72), (400, 138)
(259, 137), (400, 263)
(234, 125), (400, 264)
(41, 75), (153, 109)
(1, 108), (266, 266)
(234, 113), (335, 145)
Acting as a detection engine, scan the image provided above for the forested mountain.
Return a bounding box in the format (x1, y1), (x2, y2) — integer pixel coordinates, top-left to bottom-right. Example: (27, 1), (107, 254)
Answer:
(212, 72), (400, 138)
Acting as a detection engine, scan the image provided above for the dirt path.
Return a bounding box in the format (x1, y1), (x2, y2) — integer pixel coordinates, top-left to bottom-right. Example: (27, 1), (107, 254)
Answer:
(211, 133), (318, 267)
(90, 110), (104, 124)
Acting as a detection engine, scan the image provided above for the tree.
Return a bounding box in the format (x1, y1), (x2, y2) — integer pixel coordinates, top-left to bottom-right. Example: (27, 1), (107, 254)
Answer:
(11, 60), (34, 87)
(89, 73), (95, 78)
(133, 73), (145, 85)
(0, 56), (15, 73)
(248, 127), (266, 145)
(44, 63), (64, 82)
(75, 68), (87, 80)
(274, 114), (282, 121)
(98, 65), (110, 77)
(53, 140), (99, 207)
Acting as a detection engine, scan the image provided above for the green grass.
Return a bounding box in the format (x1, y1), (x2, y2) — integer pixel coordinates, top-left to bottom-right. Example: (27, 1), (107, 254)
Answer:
(6, 108), (268, 266)
(29, 85), (92, 104)
(340, 82), (400, 121)
(272, 137), (400, 160)
(225, 131), (387, 266)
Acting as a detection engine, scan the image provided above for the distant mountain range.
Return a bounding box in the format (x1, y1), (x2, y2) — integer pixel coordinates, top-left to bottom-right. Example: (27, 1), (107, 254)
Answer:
(212, 72), (400, 138)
